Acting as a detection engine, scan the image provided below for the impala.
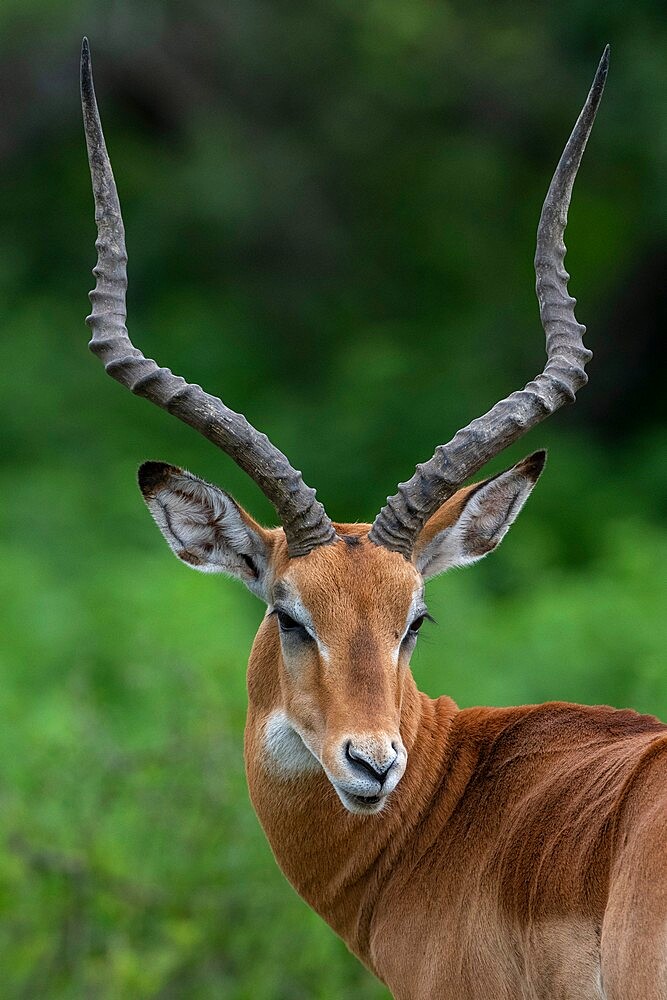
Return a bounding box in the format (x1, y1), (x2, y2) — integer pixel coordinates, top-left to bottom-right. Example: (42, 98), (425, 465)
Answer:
(81, 40), (664, 999)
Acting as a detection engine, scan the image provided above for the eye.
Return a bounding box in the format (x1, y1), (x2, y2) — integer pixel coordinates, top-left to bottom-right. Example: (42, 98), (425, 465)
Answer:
(277, 610), (299, 631)
(405, 612), (433, 640)
(408, 615), (426, 635)
(276, 609), (311, 639)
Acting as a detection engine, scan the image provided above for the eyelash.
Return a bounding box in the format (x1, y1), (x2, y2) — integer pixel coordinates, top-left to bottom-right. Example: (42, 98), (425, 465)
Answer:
(274, 609), (312, 639)
(271, 608), (433, 642)
(405, 612), (435, 639)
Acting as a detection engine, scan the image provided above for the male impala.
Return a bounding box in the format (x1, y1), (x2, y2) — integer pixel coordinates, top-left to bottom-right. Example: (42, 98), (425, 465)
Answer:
(81, 41), (666, 999)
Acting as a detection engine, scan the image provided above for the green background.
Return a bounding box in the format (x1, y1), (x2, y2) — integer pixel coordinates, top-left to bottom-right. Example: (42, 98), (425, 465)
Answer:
(0, 2), (665, 996)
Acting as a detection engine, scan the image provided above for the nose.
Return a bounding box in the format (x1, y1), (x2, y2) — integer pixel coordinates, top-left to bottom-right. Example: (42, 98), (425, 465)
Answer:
(345, 740), (398, 785)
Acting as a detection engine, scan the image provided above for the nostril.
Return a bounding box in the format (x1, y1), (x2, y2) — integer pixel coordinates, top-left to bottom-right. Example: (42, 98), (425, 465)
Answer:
(345, 742), (397, 785)
(345, 741), (369, 773)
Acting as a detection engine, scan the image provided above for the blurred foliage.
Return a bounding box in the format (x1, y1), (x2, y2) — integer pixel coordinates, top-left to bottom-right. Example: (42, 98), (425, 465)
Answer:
(0, 1), (665, 996)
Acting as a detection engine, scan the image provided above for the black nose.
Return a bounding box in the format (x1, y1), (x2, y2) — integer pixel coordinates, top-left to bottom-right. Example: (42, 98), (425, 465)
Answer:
(345, 742), (396, 785)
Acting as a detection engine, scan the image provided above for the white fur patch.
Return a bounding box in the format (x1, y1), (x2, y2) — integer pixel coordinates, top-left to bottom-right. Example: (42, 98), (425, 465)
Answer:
(263, 710), (321, 776)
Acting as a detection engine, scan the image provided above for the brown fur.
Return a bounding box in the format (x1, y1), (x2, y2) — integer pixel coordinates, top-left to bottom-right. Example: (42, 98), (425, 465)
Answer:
(242, 523), (667, 999)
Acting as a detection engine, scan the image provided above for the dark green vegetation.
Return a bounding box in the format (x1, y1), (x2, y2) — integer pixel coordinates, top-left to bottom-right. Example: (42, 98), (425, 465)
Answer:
(0, 2), (665, 996)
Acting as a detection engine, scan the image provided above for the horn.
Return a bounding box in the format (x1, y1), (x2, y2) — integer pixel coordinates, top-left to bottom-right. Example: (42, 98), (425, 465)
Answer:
(80, 38), (336, 558)
(369, 47), (609, 557)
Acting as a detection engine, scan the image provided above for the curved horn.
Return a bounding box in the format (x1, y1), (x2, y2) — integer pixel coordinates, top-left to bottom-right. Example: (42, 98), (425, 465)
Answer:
(369, 47), (609, 557)
(80, 38), (336, 559)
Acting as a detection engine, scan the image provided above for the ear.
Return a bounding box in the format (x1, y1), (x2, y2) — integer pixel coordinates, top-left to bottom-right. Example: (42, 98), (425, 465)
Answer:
(413, 451), (546, 580)
(137, 462), (275, 601)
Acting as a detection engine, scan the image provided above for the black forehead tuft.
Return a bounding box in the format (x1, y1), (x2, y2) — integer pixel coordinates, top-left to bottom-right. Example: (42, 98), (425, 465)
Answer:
(342, 534), (363, 548)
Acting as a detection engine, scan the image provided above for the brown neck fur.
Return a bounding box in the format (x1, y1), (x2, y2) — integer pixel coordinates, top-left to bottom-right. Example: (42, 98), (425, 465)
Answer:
(245, 646), (461, 965)
(244, 616), (667, 992)
(228, 526), (667, 997)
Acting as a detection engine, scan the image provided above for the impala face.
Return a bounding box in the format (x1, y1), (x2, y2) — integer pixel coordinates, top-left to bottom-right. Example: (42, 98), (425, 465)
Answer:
(264, 536), (422, 813)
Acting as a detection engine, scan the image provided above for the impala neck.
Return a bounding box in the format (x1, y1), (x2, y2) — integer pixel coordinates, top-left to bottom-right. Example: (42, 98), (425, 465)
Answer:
(244, 633), (467, 967)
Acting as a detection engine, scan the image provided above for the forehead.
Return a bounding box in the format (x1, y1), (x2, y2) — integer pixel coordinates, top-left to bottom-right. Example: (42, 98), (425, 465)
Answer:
(274, 533), (422, 624)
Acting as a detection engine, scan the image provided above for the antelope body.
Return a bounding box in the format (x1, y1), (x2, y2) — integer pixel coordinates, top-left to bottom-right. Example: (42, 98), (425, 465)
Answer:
(81, 41), (666, 998)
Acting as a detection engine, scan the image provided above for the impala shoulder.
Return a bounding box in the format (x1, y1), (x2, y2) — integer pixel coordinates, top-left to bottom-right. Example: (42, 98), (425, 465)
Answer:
(455, 702), (667, 770)
(539, 701), (667, 743)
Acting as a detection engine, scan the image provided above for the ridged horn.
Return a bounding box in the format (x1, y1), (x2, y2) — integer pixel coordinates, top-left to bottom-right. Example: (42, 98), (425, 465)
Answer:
(80, 38), (336, 559)
(369, 47), (609, 557)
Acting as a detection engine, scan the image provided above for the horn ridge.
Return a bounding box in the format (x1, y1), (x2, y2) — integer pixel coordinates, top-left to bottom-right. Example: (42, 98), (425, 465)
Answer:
(80, 38), (336, 559)
(369, 47), (609, 558)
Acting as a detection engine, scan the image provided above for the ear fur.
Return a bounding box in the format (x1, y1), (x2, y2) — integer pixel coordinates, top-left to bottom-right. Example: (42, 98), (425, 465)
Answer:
(414, 451), (546, 580)
(137, 462), (274, 601)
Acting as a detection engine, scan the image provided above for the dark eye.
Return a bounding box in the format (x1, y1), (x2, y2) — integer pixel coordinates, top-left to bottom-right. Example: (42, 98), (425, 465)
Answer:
(406, 612), (433, 639)
(276, 610), (310, 638)
(408, 615), (426, 635)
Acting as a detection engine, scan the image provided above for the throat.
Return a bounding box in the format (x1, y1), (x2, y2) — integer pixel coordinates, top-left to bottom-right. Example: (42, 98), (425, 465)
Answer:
(245, 704), (391, 953)
(243, 685), (460, 963)
(245, 734), (383, 957)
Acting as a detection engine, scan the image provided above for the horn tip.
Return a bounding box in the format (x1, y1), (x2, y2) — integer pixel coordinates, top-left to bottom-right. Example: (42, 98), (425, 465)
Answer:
(590, 46), (610, 102)
(596, 44), (610, 82)
(80, 37), (93, 94)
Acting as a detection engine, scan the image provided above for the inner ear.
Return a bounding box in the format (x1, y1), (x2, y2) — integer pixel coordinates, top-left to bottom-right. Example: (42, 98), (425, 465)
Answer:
(138, 461), (274, 600)
(414, 451), (546, 580)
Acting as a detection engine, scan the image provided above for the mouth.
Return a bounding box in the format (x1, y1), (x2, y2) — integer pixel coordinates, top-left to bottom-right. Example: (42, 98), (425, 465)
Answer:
(351, 793), (381, 806)
(326, 741), (407, 815)
(335, 786), (387, 814)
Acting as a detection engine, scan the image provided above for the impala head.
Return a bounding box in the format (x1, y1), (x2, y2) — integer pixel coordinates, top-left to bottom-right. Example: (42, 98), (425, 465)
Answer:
(137, 451), (545, 813)
(80, 39), (607, 814)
